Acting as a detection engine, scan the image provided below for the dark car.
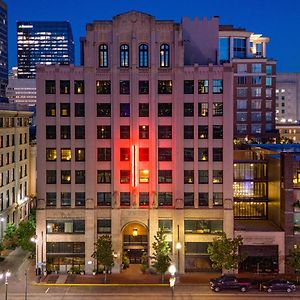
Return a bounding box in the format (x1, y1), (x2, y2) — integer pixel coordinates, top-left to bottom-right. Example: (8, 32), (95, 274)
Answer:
(261, 279), (296, 293)
(210, 275), (252, 292)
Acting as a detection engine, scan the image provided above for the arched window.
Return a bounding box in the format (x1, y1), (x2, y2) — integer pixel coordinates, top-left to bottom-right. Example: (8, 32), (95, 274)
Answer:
(120, 44), (129, 67)
(139, 44), (149, 68)
(160, 44), (170, 67)
(99, 44), (108, 67)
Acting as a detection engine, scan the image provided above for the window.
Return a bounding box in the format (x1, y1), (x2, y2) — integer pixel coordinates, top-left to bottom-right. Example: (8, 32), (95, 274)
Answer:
(139, 192), (149, 207)
(199, 193), (208, 206)
(219, 37), (229, 63)
(139, 170), (150, 183)
(184, 103), (194, 117)
(158, 80), (172, 94)
(198, 103), (208, 117)
(237, 88), (248, 97)
(184, 220), (223, 234)
(60, 80), (70, 94)
(213, 103), (223, 116)
(45, 80), (56, 94)
(139, 44), (149, 68)
(213, 125), (223, 139)
(184, 126), (194, 139)
(252, 112), (261, 122)
(61, 170), (71, 184)
(237, 124), (247, 134)
(237, 99), (247, 110)
(158, 170), (172, 183)
(120, 192), (130, 206)
(252, 76), (262, 85)
(139, 125), (149, 139)
(266, 77), (272, 86)
(97, 219), (111, 234)
(96, 80), (111, 94)
(213, 148), (223, 161)
(184, 170), (194, 184)
(60, 103), (70, 117)
(158, 103), (172, 116)
(75, 170), (85, 184)
(74, 80), (84, 94)
(252, 63), (262, 73)
(184, 80), (194, 94)
(139, 103), (149, 117)
(160, 44), (170, 67)
(233, 38), (246, 58)
(198, 125), (208, 139)
(46, 126), (56, 139)
(120, 126), (130, 139)
(158, 192), (172, 206)
(75, 103), (85, 117)
(158, 220), (172, 233)
(184, 148), (194, 161)
(213, 170), (223, 184)
(158, 148), (172, 161)
(46, 148), (56, 161)
(266, 65), (272, 75)
(75, 148), (85, 161)
(139, 81), (149, 94)
(97, 148), (111, 161)
(46, 192), (56, 207)
(120, 148), (130, 161)
(120, 170), (130, 184)
(251, 99), (262, 110)
(97, 170), (111, 183)
(237, 76), (247, 85)
(198, 148), (208, 161)
(252, 87), (262, 97)
(158, 126), (172, 139)
(46, 170), (56, 184)
(97, 192), (111, 206)
(61, 192), (71, 206)
(97, 126), (111, 139)
(120, 80), (130, 94)
(266, 112), (272, 122)
(97, 103), (111, 117)
(75, 192), (85, 207)
(61, 149), (71, 161)
(184, 193), (194, 207)
(120, 44), (129, 67)
(139, 148), (149, 161)
(213, 80), (223, 94)
(120, 103), (130, 117)
(75, 126), (85, 139)
(213, 192), (223, 206)
(99, 44), (108, 67)
(60, 126), (71, 139)
(199, 170), (208, 184)
(198, 80), (209, 94)
(251, 124), (261, 134)
(266, 88), (272, 98)
(266, 100), (272, 109)
(46, 103), (56, 116)
(237, 64), (247, 73)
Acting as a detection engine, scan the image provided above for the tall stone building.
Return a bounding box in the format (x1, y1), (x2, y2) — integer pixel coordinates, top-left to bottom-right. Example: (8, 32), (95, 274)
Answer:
(0, 0), (8, 102)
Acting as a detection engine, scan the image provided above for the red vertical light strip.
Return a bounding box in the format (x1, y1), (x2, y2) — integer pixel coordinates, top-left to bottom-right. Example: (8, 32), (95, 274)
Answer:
(132, 145), (137, 187)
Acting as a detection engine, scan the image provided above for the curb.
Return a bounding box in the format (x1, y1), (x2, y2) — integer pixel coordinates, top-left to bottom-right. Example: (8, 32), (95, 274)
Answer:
(33, 283), (169, 287)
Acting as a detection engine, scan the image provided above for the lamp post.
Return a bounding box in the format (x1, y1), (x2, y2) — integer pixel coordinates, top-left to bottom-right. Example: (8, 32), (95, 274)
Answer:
(0, 270), (11, 300)
(0, 217), (5, 240)
(31, 235), (39, 277)
(168, 264), (176, 300)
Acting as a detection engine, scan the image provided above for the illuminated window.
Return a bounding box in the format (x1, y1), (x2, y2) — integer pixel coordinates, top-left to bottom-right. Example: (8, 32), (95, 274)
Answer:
(139, 125), (149, 139)
(75, 170), (85, 184)
(198, 103), (208, 117)
(60, 80), (70, 94)
(74, 80), (84, 94)
(97, 126), (111, 139)
(61, 170), (71, 184)
(159, 44), (170, 67)
(158, 80), (172, 94)
(96, 80), (111, 94)
(213, 170), (223, 184)
(198, 148), (208, 161)
(46, 148), (56, 161)
(120, 44), (129, 67)
(120, 170), (130, 184)
(213, 80), (223, 94)
(184, 80), (194, 94)
(213, 192), (223, 206)
(139, 148), (149, 161)
(213, 103), (223, 116)
(46, 103), (56, 116)
(139, 44), (149, 68)
(198, 125), (208, 139)
(198, 80), (209, 94)
(75, 148), (85, 161)
(60, 103), (70, 117)
(120, 148), (130, 161)
(61, 149), (71, 161)
(99, 44), (108, 67)
(139, 170), (150, 183)
(97, 170), (111, 183)
(184, 170), (194, 184)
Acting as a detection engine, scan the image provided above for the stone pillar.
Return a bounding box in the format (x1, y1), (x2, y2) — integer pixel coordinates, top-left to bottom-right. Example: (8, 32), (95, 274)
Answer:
(111, 209), (122, 273)
(85, 198), (95, 274)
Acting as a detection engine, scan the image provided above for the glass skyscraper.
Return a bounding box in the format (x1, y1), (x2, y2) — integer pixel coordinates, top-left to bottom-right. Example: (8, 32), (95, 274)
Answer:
(17, 21), (75, 79)
(0, 0), (8, 101)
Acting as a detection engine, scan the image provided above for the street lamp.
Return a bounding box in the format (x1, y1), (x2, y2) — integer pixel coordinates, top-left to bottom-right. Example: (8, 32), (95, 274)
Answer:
(0, 270), (11, 300)
(31, 235), (39, 277)
(168, 264), (176, 300)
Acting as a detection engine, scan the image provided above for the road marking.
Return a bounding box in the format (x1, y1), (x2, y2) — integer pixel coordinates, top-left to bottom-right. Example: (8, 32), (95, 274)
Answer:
(45, 288), (49, 293)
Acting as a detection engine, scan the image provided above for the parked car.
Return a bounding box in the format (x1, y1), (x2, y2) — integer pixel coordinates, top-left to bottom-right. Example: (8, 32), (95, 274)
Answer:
(210, 275), (252, 292)
(261, 279), (296, 293)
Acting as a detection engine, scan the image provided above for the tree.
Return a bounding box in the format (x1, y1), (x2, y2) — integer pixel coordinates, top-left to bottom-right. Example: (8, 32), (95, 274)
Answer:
(152, 228), (171, 283)
(287, 247), (300, 281)
(16, 214), (36, 252)
(207, 233), (246, 273)
(91, 235), (114, 283)
(3, 223), (18, 249)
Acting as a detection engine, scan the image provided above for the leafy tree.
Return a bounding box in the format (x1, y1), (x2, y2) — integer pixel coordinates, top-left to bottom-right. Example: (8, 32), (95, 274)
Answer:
(152, 228), (171, 283)
(16, 214), (36, 252)
(92, 235), (114, 283)
(3, 223), (18, 249)
(207, 233), (246, 273)
(287, 247), (300, 281)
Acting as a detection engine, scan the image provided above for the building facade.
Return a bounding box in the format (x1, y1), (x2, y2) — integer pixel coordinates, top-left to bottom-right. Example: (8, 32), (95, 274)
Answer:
(0, 0), (8, 102)
(0, 103), (34, 240)
(17, 21), (75, 79)
(219, 26), (277, 142)
(36, 11), (234, 274)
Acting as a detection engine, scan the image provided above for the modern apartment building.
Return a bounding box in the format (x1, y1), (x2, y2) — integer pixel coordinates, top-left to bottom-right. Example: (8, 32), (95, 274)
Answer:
(219, 26), (277, 142)
(17, 21), (75, 79)
(0, 0), (8, 102)
(36, 11), (234, 274)
(0, 103), (34, 240)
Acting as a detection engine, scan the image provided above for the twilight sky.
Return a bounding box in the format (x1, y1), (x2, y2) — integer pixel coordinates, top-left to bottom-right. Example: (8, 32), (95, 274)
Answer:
(5, 0), (300, 72)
